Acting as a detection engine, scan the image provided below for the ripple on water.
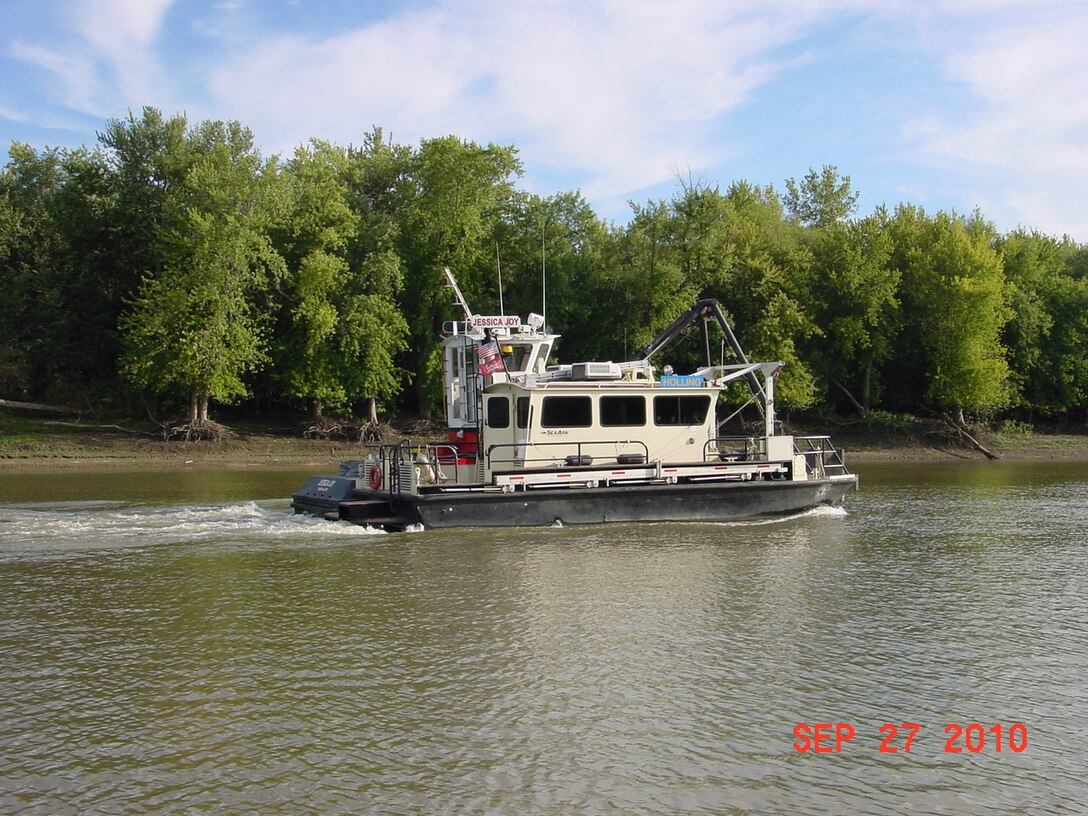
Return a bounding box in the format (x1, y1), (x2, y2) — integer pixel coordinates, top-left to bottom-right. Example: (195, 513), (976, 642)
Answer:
(1, 464), (1086, 814)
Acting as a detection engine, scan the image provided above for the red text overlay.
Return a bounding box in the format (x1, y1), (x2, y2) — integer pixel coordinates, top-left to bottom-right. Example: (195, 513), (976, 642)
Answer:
(792, 722), (1028, 753)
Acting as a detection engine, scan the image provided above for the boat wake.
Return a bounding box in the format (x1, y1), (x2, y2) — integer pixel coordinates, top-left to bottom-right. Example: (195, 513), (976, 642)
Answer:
(0, 499), (383, 560)
(799, 503), (850, 519)
(702, 503), (849, 528)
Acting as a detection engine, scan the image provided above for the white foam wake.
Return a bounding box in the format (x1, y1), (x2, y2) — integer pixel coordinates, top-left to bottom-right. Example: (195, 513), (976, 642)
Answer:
(0, 499), (384, 558)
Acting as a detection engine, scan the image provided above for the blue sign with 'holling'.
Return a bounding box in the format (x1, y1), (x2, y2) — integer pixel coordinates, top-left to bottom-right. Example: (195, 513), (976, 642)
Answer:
(659, 374), (706, 388)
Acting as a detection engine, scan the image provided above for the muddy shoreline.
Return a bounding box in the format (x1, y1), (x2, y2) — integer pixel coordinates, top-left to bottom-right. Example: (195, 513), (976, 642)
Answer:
(2, 423), (1086, 470)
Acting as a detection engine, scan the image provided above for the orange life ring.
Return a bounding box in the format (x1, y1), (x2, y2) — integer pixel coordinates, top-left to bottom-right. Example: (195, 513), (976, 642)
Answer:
(368, 464), (383, 491)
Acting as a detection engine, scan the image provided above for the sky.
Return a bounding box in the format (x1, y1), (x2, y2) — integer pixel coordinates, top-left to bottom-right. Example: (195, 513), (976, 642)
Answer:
(2, 0), (1087, 237)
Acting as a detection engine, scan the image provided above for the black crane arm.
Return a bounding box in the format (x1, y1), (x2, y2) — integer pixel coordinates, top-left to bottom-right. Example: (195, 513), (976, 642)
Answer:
(633, 299), (766, 402)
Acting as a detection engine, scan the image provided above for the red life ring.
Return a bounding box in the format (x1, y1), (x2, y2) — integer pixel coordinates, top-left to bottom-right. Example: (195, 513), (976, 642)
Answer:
(367, 464), (383, 491)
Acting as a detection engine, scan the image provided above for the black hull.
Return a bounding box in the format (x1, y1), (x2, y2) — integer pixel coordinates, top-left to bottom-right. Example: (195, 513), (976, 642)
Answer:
(292, 475), (857, 530)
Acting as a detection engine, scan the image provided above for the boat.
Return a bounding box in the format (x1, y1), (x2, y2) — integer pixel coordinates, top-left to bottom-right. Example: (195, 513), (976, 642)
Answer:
(291, 268), (857, 530)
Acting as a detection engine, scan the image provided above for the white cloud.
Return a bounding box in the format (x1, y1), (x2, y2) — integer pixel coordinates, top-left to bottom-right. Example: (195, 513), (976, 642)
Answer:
(206, 0), (863, 201)
(907, 6), (1088, 233)
(7, 0), (175, 120)
(76, 0), (172, 52)
(8, 0), (1086, 235)
(8, 41), (102, 116)
(77, 0), (176, 111)
(0, 103), (31, 124)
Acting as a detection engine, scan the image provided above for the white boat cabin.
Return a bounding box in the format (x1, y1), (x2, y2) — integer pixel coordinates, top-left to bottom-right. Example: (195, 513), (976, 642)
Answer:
(438, 271), (793, 483)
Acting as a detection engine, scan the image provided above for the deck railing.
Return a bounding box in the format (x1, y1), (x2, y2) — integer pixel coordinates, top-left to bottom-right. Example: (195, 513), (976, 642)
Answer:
(486, 439), (651, 471)
(704, 435), (759, 462)
(792, 435), (850, 479)
(340, 441), (477, 493)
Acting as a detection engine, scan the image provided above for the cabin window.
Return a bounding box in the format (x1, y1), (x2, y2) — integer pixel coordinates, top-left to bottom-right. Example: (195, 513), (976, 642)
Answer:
(541, 395), (592, 427)
(516, 396), (530, 429)
(653, 394), (712, 426)
(600, 395), (646, 427)
(487, 396), (510, 428)
(500, 344), (532, 372)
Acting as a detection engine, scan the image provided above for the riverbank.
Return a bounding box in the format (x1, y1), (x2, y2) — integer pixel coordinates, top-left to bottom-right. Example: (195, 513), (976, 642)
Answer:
(3, 412), (1087, 469)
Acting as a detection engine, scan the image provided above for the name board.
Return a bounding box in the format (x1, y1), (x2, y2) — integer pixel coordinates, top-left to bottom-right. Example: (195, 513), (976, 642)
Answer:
(471, 315), (521, 329)
(660, 374), (705, 388)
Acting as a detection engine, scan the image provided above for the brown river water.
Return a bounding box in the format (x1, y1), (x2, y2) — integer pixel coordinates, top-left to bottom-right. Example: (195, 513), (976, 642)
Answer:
(1, 461), (1085, 815)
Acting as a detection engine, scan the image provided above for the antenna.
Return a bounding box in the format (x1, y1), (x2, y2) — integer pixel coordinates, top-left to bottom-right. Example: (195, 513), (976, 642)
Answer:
(495, 243), (504, 317)
(541, 216), (547, 327)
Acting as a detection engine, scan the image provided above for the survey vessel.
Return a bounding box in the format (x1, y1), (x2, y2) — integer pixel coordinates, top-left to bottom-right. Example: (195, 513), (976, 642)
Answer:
(292, 269), (857, 529)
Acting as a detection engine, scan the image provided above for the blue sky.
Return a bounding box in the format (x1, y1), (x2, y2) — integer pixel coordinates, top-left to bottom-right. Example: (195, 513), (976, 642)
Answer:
(3, 0), (1087, 237)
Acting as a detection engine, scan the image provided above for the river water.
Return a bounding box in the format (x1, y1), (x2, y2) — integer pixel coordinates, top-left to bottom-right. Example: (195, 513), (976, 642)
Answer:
(0, 461), (1085, 815)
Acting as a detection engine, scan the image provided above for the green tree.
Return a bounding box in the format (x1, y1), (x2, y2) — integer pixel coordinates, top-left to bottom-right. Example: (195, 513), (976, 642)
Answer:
(0, 143), (119, 405)
(658, 180), (818, 407)
(0, 144), (60, 398)
(121, 118), (285, 430)
(999, 231), (1088, 417)
(393, 135), (521, 415)
(806, 212), (899, 417)
(616, 178), (819, 409)
(784, 165), (860, 227)
(99, 108), (191, 284)
(482, 190), (618, 364)
(272, 140), (357, 419)
(888, 207), (1010, 419)
(271, 136), (409, 423)
(610, 198), (694, 358)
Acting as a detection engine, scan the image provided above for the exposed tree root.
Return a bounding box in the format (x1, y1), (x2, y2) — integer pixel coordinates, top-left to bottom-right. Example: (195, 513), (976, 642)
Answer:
(358, 421), (390, 442)
(162, 418), (234, 442)
(301, 417), (391, 442)
(303, 417), (359, 440)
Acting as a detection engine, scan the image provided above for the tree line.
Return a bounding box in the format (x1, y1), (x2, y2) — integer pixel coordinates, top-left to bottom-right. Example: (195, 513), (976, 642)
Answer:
(2, 107), (1087, 432)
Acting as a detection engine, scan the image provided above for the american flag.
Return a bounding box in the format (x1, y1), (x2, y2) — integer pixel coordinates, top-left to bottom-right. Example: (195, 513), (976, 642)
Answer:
(476, 340), (506, 376)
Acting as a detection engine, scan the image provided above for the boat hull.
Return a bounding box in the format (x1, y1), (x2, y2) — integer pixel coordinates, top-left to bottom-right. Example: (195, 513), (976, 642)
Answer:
(292, 475), (857, 530)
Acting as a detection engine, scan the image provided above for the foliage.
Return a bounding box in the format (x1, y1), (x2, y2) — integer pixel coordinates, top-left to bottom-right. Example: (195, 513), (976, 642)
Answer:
(392, 135), (522, 415)
(784, 165), (860, 227)
(887, 207), (1011, 414)
(864, 409), (916, 433)
(119, 117), (284, 422)
(2, 114), (1086, 430)
(806, 212), (899, 416)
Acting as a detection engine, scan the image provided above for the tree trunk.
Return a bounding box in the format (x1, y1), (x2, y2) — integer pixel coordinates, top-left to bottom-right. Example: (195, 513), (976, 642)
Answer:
(861, 356), (873, 420)
(198, 393), (209, 422)
(189, 390), (199, 423)
(831, 378), (867, 419)
(368, 397), (378, 425)
(311, 398), (323, 420)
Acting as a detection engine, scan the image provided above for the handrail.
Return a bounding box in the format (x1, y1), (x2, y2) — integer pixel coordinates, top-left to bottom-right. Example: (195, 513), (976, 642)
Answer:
(703, 435), (759, 462)
(792, 435), (851, 478)
(487, 439), (650, 470)
(343, 440), (476, 492)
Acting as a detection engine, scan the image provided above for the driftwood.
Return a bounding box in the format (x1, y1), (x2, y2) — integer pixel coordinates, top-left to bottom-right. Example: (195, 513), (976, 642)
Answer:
(915, 404), (1002, 460)
(944, 415), (1001, 460)
(40, 420), (157, 437)
(0, 398), (81, 415)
